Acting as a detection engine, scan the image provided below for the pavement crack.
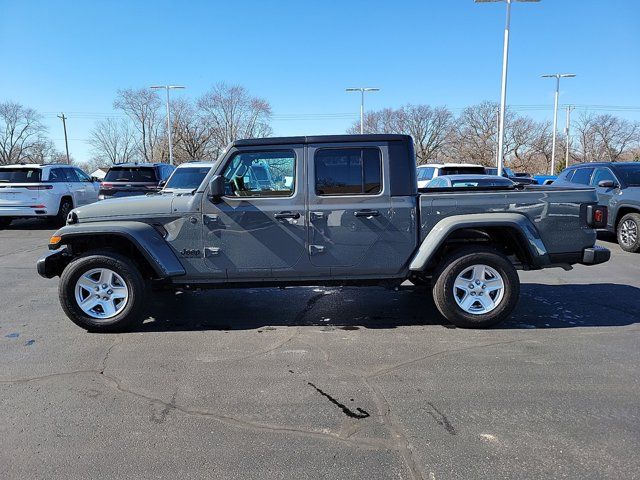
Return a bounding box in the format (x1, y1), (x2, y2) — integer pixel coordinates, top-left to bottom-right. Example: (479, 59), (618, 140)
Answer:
(365, 379), (425, 480)
(367, 339), (529, 379)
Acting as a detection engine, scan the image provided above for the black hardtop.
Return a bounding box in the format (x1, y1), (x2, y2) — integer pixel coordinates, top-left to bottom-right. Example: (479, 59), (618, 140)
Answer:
(232, 134), (417, 197)
(232, 134), (412, 148)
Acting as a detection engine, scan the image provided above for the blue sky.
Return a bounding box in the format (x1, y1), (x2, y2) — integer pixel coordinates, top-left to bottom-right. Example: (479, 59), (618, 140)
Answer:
(1, 0), (638, 161)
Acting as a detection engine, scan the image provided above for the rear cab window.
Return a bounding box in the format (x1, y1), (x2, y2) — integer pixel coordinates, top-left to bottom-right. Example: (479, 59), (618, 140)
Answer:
(0, 168), (42, 183)
(104, 167), (158, 183)
(315, 147), (382, 195)
(571, 167), (595, 185)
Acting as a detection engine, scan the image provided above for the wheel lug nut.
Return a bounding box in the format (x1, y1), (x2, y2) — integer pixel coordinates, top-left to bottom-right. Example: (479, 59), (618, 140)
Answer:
(482, 284), (486, 289)
(102, 284), (108, 289)
(107, 289), (113, 295)
(95, 287), (100, 292)
(475, 280), (481, 285)
(468, 283), (474, 289)
(470, 292), (476, 296)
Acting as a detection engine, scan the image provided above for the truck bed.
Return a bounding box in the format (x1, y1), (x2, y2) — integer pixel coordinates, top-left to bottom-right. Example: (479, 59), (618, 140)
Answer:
(418, 185), (598, 255)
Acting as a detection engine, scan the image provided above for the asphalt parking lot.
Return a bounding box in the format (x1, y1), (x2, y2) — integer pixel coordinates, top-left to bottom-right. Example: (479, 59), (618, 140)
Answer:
(1, 219), (639, 480)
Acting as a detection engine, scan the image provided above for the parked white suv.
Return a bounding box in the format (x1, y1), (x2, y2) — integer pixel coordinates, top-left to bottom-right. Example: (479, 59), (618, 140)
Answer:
(0, 164), (100, 228)
(416, 163), (486, 188)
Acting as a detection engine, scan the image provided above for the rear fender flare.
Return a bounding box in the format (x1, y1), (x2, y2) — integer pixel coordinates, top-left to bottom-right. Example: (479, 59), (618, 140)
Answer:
(409, 213), (548, 271)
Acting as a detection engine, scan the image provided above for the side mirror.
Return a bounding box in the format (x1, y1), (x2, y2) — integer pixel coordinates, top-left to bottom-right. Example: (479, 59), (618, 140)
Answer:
(91, 176), (101, 183)
(158, 180), (167, 188)
(598, 180), (616, 189)
(208, 175), (225, 201)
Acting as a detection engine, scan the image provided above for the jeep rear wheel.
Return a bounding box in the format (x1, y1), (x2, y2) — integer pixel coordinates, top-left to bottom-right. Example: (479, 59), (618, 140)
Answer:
(59, 251), (148, 332)
(432, 247), (520, 328)
(54, 198), (73, 227)
(617, 213), (640, 253)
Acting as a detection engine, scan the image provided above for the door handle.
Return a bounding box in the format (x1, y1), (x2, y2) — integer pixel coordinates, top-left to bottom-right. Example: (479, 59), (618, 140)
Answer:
(274, 211), (300, 220)
(354, 209), (380, 218)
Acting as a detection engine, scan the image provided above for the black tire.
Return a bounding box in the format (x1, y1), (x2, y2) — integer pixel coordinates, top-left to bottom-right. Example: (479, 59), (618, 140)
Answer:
(617, 213), (640, 253)
(0, 217), (12, 229)
(431, 247), (520, 328)
(59, 251), (148, 332)
(55, 198), (73, 227)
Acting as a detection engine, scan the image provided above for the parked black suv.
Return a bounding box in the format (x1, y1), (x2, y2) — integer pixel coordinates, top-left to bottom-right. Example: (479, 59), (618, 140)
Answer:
(554, 162), (640, 252)
(99, 163), (175, 200)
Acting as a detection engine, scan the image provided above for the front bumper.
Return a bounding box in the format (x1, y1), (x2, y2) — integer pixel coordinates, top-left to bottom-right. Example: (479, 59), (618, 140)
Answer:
(37, 247), (71, 278)
(580, 246), (611, 265)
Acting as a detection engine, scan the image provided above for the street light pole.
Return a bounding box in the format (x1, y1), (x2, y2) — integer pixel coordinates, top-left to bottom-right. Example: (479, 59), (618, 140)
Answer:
(541, 73), (575, 174)
(475, 0), (540, 176)
(150, 85), (185, 165)
(346, 87), (380, 134)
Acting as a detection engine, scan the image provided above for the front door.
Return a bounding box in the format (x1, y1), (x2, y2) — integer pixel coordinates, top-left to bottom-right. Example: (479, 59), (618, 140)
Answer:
(201, 146), (306, 279)
(307, 144), (392, 276)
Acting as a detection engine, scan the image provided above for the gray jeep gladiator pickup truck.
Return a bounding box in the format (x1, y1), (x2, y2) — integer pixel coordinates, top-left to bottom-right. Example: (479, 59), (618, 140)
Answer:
(37, 134), (610, 332)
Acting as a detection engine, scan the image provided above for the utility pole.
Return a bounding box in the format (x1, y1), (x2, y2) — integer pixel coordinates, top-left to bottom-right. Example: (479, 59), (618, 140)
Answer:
(564, 105), (574, 169)
(495, 107), (501, 167)
(57, 113), (70, 164)
(541, 73), (576, 174)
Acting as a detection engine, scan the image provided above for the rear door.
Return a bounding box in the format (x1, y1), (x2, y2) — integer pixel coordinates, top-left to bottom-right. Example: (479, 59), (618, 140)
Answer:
(591, 167), (619, 229)
(307, 143), (392, 276)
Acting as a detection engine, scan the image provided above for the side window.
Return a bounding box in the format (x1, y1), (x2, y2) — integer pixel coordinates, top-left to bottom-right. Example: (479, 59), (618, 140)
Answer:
(161, 165), (174, 180)
(427, 178), (444, 188)
(74, 168), (92, 182)
(315, 147), (382, 196)
(590, 168), (616, 186)
(222, 150), (295, 197)
(571, 167), (595, 185)
(559, 169), (575, 182)
(64, 168), (80, 182)
(48, 168), (68, 182)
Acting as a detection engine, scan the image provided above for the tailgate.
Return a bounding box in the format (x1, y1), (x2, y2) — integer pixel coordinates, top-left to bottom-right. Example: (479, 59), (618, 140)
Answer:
(0, 184), (41, 206)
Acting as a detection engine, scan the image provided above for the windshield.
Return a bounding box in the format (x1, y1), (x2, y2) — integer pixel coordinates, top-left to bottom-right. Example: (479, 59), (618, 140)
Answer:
(104, 167), (157, 183)
(164, 167), (211, 190)
(613, 163), (640, 186)
(0, 168), (42, 183)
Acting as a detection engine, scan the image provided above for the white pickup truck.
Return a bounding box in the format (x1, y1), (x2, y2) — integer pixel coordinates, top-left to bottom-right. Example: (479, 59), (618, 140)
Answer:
(0, 164), (100, 227)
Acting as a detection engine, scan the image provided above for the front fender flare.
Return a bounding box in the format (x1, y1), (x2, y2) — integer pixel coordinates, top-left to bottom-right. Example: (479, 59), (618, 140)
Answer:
(49, 221), (186, 278)
(409, 213), (549, 271)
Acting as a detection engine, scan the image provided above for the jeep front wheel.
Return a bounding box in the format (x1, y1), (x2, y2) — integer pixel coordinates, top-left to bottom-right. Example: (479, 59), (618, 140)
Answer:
(59, 251), (148, 332)
(432, 247), (520, 328)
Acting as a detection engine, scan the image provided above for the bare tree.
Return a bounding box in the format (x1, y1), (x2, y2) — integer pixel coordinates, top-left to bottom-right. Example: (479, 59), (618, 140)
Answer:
(0, 101), (50, 164)
(171, 98), (217, 163)
(592, 114), (640, 162)
(448, 101), (502, 166)
(113, 88), (162, 162)
(197, 83), (272, 156)
(88, 118), (138, 165)
(348, 105), (454, 164)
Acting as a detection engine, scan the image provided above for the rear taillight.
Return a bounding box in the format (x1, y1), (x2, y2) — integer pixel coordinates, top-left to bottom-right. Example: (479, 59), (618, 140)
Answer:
(101, 183), (113, 188)
(586, 205), (608, 228)
(26, 185), (53, 190)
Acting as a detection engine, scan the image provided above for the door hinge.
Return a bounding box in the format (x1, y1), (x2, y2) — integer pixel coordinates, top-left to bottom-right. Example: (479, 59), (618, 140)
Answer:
(309, 244), (325, 255)
(205, 247), (221, 257)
